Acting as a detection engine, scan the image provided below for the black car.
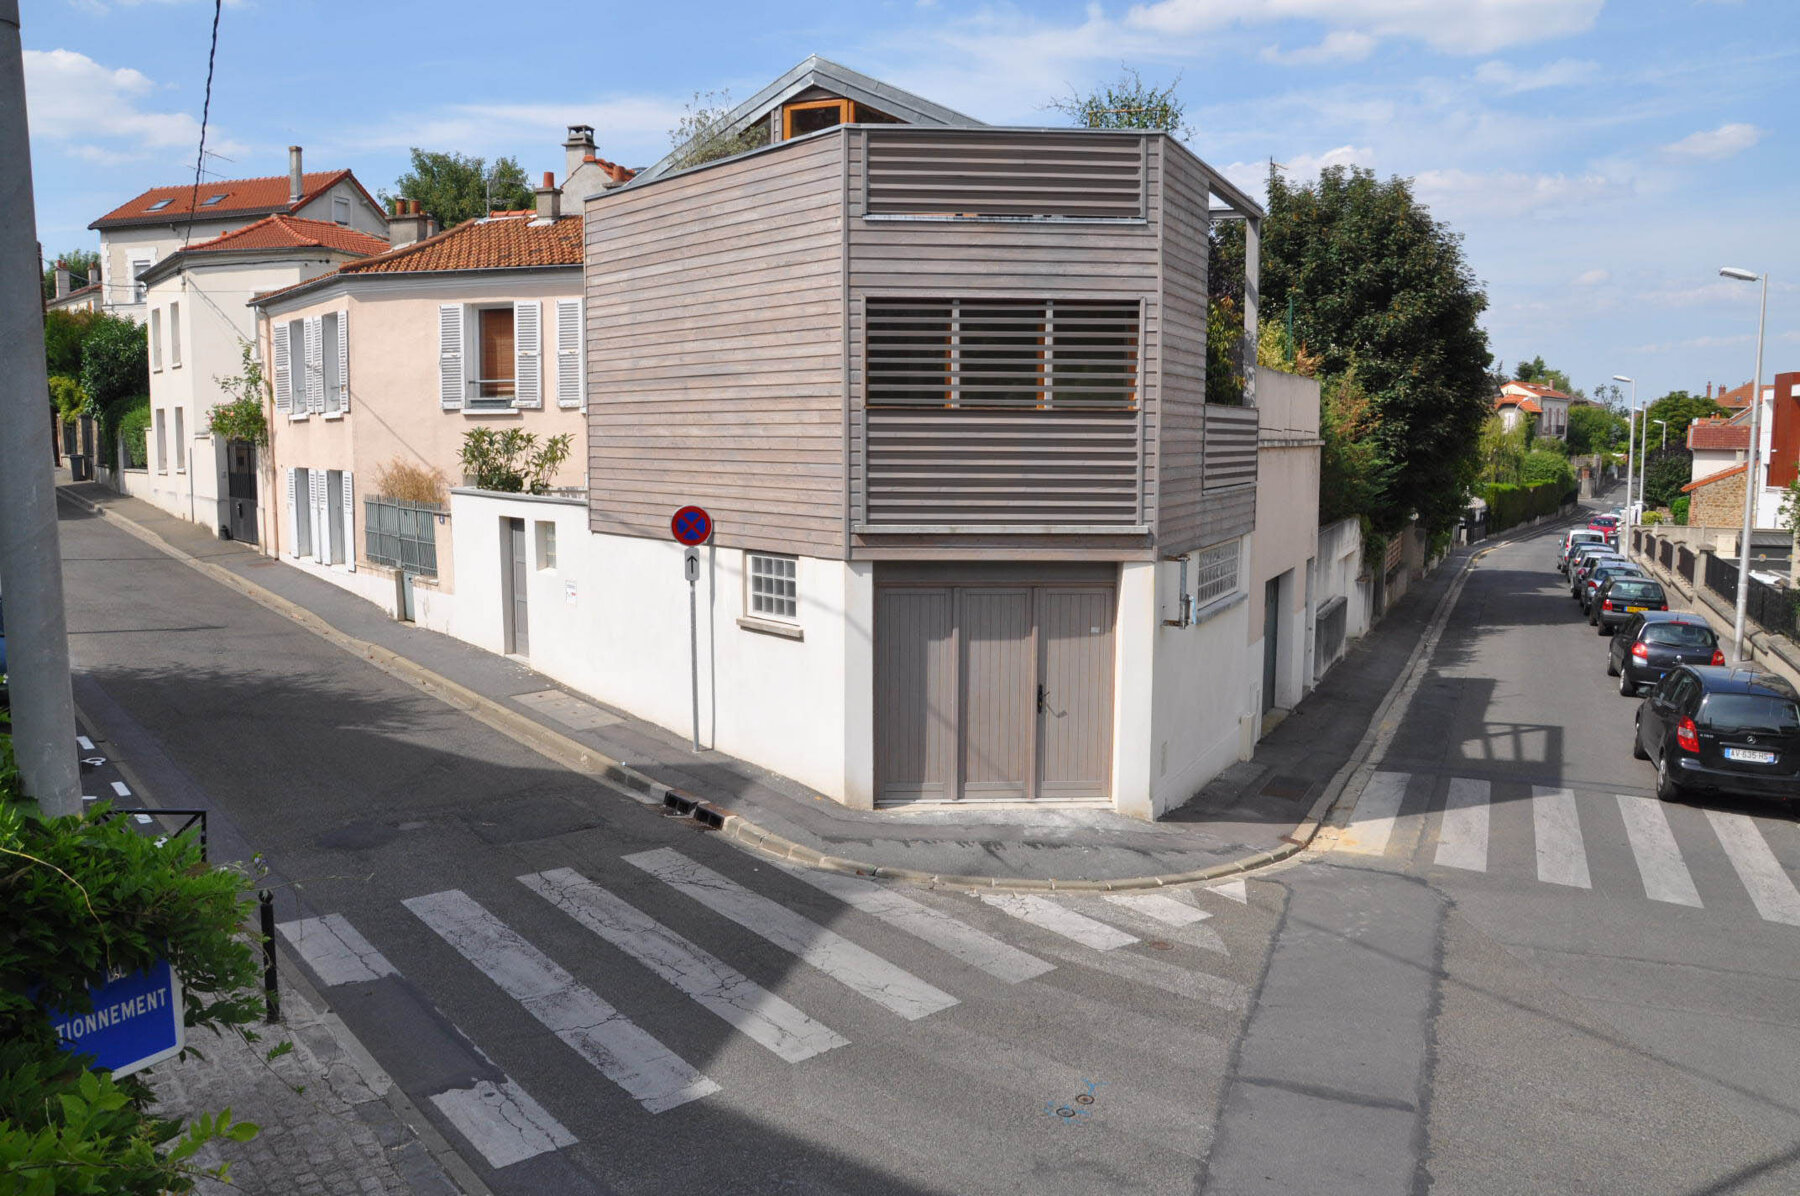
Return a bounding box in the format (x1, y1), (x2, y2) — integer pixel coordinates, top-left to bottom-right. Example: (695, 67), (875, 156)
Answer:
(1590, 574), (1665, 631)
(1609, 612), (1720, 693)
(1582, 563), (1647, 615)
(1571, 551), (1628, 599)
(1633, 665), (1800, 804)
(1566, 541), (1618, 580)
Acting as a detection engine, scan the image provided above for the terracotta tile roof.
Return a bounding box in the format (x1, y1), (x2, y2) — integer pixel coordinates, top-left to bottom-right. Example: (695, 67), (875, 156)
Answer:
(339, 213), (584, 275)
(1504, 380), (1573, 401)
(1687, 418), (1750, 452)
(90, 170), (375, 230)
(1682, 462), (1748, 494)
(184, 214), (390, 257)
(1495, 393), (1542, 414)
(1715, 381), (1757, 409)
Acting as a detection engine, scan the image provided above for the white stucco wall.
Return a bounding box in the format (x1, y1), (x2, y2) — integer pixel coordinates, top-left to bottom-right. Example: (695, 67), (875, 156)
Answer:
(449, 492), (873, 805)
(1249, 369), (1323, 716)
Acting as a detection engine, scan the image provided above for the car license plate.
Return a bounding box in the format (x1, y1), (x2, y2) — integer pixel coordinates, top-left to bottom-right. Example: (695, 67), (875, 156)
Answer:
(1724, 748), (1777, 764)
(1625, 606), (1646, 613)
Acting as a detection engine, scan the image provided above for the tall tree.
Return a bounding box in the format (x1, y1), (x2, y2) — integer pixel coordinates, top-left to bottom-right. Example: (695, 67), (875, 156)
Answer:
(1260, 165), (1494, 535)
(1512, 354), (1582, 398)
(383, 149), (533, 231)
(1642, 389), (1726, 447)
(1566, 403), (1625, 455)
(40, 247), (99, 301)
(78, 314), (148, 413)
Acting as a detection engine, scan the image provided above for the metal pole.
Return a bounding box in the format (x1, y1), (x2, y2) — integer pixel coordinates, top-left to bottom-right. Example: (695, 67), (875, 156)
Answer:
(1732, 273), (1768, 666)
(259, 890), (280, 1023)
(687, 553), (700, 752)
(0, 0), (81, 818)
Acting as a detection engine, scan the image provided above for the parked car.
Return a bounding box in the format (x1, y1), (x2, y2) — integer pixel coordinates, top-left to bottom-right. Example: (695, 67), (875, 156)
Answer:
(1583, 564), (1649, 615)
(1571, 549), (1628, 599)
(1609, 612), (1722, 695)
(1634, 666), (1800, 804)
(1587, 513), (1621, 546)
(1559, 529), (1607, 573)
(1591, 576), (1668, 632)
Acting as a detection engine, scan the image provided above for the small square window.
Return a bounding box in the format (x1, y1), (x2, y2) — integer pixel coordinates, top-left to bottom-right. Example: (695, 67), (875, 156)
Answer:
(535, 521), (557, 571)
(201, 193), (227, 206)
(146, 198), (173, 211)
(747, 553), (798, 622)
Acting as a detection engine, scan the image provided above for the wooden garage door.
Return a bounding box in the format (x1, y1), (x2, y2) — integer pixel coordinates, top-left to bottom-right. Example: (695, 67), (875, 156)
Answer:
(873, 588), (956, 803)
(1037, 588), (1116, 800)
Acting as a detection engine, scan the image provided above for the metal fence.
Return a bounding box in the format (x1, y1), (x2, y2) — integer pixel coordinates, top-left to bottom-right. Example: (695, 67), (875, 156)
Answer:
(364, 496), (441, 577)
(1702, 552), (1800, 641)
(1676, 545), (1695, 583)
(1658, 539), (1673, 570)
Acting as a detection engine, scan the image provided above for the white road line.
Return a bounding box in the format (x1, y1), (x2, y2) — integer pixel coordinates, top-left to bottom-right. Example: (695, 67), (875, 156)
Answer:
(1035, 942), (1246, 1010)
(277, 914), (400, 986)
(521, 868), (847, 1063)
(1705, 811), (1800, 927)
(76, 735), (94, 751)
(429, 1078), (574, 1169)
(403, 890), (718, 1113)
(624, 849), (958, 1021)
(1210, 879), (1248, 904)
(977, 895), (1139, 951)
(1435, 778), (1490, 872)
(1103, 893), (1212, 926)
(774, 863), (1053, 983)
(1532, 786), (1592, 889)
(110, 780), (131, 798)
(1338, 771), (1409, 855)
(1616, 795), (1703, 908)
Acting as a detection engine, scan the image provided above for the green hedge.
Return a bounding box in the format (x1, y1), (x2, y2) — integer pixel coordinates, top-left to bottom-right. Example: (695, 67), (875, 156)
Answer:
(1482, 479), (1569, 532)
(112, 397), (151, 469)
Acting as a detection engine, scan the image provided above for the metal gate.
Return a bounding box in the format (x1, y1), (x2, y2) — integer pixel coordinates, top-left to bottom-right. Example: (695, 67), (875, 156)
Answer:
(225, 440), (259, 544)
(875, 567), (1115, 805)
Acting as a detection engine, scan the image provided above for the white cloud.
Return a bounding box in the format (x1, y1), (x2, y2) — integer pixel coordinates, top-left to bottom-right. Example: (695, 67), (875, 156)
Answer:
(1410, 167), (1622, 218)
(1571, 268), (1610, 286)
(1260, 31), (1377, 66)
(341, 96), (689, 170)
(1661, 122), (1763, 159)
(1126, 0), (1603, 55)
(1473, 57), (1596, 93)
(21, 49), (218, 159)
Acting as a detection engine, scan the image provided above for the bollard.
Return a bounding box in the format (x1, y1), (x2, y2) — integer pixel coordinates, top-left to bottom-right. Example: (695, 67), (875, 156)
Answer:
(259, 889), (280, 1023)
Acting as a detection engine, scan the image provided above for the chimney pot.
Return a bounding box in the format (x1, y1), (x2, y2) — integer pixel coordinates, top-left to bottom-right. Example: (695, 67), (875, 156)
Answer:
(288, 146), (304, 205)
(534, 175), (562, 222)
(54, 261), (70, 300)
(543, 171), (554, 188)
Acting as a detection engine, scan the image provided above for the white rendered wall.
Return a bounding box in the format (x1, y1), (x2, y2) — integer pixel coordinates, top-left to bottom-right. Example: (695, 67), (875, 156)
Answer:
(450, 492), (873, 805)
(1143, 557), (1254, 819)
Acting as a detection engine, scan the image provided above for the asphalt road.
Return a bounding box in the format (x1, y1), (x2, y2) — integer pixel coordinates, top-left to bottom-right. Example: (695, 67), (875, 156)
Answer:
(56, 497), (1800, 1194)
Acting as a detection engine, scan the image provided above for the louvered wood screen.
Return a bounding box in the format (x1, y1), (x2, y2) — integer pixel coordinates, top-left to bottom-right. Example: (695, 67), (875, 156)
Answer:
(1202, 405), (1259, 490)
(865, 130), (1145, 220)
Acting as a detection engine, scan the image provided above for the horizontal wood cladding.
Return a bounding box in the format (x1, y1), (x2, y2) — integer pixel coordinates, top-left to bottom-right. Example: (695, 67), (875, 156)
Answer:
(865, 129), (1146, 220)
(1155, 142), (1213, 553)
(1202, 404), (1259, 490)
(585, 134), (847, 554)
(1197, 482), (1256, 547)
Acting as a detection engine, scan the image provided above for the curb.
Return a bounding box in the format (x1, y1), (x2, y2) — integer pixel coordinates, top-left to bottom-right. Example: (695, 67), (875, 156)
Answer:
(57, 483), (1506, 893)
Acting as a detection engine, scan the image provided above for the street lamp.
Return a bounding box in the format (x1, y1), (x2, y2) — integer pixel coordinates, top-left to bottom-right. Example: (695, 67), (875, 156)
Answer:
(1654, 418), (1669, 451)
(1614, 374), (1637, 533)
(1720, 266), (1769, 666)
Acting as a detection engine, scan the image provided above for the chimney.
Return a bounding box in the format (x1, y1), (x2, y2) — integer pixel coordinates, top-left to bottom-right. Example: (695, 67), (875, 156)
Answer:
(387, 198), (439, 249)
(54, 260), (70, 300)
(288, 145), (304, 205)
(563, 124), (595, 180)
(534, 171), (561, 221)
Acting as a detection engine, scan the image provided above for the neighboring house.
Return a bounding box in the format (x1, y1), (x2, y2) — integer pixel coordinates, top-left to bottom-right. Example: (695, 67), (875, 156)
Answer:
(1493, 391), (1541, 434)
(1684, 371), (1800, 529)
(250, 183), (588, 627)
(1496, 380), (1581, 438)
(1687, 415), (1749, 487)
(556, 124), (636, 206)
(451, 57), (1282, 821)
(132, 214), (391, 541)
(88, 147), (385, 323)
(46, 261), (101, 313)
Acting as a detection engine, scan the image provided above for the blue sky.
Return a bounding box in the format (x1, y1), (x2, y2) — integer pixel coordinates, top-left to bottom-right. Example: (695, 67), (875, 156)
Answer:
(21, 0), (1796, 404)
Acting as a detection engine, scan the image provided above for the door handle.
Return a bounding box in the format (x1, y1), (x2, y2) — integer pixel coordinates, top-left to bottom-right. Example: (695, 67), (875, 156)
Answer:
(1037, 684), (1046, 714)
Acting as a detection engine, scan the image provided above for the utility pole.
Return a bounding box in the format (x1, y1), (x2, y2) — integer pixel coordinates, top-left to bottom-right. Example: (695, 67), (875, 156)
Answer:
(0, 0), (82, 817)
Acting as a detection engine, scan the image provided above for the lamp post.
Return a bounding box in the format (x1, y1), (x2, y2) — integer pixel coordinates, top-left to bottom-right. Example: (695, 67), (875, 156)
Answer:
(1720, 266), (1768, 666)
(1655, 418), (1669, 451)
(1613, 373), (1636, 534)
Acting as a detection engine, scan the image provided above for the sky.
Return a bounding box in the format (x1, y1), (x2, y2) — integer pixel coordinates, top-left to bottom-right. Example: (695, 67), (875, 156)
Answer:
(19, 0), (1797, 404)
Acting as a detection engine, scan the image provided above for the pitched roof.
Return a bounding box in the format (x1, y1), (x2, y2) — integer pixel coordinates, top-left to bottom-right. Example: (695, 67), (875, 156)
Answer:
(185, 214), (390, 257)
(1502, 380), (1573, 401)
(1687, 417), (1750, 452)
(90, 170), (376, 230)
(339, 213), (583, 275)
(1495, 393), (1542, 414)
(1715, 380), (1757, 409)
(1682, 462), (1749, 493)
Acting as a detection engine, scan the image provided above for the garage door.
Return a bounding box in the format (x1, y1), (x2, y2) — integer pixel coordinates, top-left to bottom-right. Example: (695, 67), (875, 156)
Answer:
(875, 571), (1116, 805)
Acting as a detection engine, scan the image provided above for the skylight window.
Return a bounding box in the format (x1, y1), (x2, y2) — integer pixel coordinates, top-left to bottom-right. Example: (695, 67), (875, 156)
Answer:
(201, 193), (227, 206)
(146, 198), (174, 211)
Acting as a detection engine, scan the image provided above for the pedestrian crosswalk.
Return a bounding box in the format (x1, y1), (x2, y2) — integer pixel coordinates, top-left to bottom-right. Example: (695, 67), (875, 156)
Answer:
(1337, 770), (1800, 924)
(278, 850), (1252, 1173)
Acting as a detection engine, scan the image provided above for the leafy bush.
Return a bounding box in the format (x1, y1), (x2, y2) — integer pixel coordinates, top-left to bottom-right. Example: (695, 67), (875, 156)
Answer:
(116, 401), (152, 469)
(666, 91), (771, 172)
(206, 342), (269, 447)
(1671, 496), (1691, 526)
(78, 316), (148, 415)
(1481, 479), (1566, 532)
(43, 310), (98, 380)
(48, 375), (87, 425)
(1206, 296), (1246, 406)
(1520, 448), (1575, 490)
(459, 429), (572, 495)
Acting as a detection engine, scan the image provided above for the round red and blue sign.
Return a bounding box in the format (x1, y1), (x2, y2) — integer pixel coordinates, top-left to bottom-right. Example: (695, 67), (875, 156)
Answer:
(671, 505), (713, 546)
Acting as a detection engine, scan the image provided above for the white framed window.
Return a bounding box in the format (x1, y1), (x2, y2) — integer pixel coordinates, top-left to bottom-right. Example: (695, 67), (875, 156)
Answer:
(747, 553), (798, 622)
(467, 304), (517, 411)
(535, 521), (557, 571)
(149, 308), (162, 371)
(173, 408), (185, 472)
(284, 320), (308, 418)
(130, 258), (151, 304)
(321, 312), (341, 414)
(332, 195), (351, 226)
(169, 301), (181, 367)
(153, 409), (167, 473)
(1194, 538), (1241, 609)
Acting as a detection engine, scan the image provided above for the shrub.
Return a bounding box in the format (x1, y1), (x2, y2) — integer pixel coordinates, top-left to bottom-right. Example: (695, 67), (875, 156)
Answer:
(77, 315), (148, 415)
(372, 458), (449, 506)
(116, 400), (152, 469)
(1671, 496), (1690, 526)
(206, 341), (269, 447)
(458, 429), (572, 495)
(48, 375), (87, 425)
(1481, 479), (1565, 532)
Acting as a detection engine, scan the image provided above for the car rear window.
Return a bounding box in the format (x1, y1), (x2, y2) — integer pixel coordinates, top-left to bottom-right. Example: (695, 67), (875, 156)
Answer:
(1643, 623), (1714, 646)
(1699, 693), (1800, 733)
(1608, 581), (1664, 601)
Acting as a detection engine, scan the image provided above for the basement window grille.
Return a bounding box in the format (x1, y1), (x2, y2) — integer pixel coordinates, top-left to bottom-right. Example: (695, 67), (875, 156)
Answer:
(747, 553), (798, 622)
(1194, 539), (1241, 607)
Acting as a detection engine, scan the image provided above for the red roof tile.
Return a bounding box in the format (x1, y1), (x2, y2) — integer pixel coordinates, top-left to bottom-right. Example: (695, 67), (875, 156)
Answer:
(1506, 381), (1573, 401)
(1495, 394), (1542, 414)
(339, 213), (583, 275)
(1687, 418), (1750, 452)
(1681, 462), (1748, 494)
(90, 170), (376, 230)
(184, 214), (390, 257)
(1715, 381), (1756, 409)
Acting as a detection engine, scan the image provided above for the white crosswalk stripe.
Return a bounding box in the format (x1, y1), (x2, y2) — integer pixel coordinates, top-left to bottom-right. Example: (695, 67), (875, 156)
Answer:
(404, 889), (719, 1113)
(624, 848), (959, 1021)
(978, 894), (1140, 950)
(1705, 811), (1800, 927)
(1339, 771), (1409, 855)
(774, 863), (1054, 983)
(1435, 778), (1490, 872)
(1532, 786), (1592, 889)
(429, 1078), (574, 1169)
(278, 914), (400, 985)
(1616, 795), (1704, 907)
(521, 868), (848, 1062)
(1103, 893), (1213, 926)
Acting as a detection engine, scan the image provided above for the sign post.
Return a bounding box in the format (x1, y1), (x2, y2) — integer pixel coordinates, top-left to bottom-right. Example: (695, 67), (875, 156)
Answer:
(670, 506), (713, 752)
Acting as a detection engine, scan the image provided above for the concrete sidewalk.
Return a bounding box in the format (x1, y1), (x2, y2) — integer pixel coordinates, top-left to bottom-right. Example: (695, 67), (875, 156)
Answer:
(57, 480), (1462, 887)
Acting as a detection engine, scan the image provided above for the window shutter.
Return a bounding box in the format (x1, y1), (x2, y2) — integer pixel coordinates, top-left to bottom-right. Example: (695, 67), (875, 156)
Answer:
(336, 308), (350, 412)
(304, 315), (325, 414)
(309, 469), (326, 563)
(272, 322), (291, 412)
(439, 304), (464, 410)
(342, 470), (356, 572)
(513, 300), (542, 409)
(555, 298), (583, 409)
(286, 468), (301, 556)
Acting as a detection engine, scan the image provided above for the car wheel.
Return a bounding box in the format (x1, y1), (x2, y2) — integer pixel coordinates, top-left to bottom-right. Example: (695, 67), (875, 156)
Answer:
(1656, 752), (1684, 803)
(1606, 653), (1619, 677)
(1632, 711), (1649, 758)
(1620, 668), (1638, 697)
(1597, 620), (1611, 636)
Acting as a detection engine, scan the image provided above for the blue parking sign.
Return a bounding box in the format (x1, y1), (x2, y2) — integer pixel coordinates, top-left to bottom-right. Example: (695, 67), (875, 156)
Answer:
(43, 958), (185, 1077)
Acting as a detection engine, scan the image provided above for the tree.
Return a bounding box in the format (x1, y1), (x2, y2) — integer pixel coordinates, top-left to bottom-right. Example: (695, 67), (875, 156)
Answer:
(1047, 66), (1186, 134)
(666, 91), (770, 172)
(1259, 165), (1494, 535)
(383, 149), (532, 231)
(1521, 448), (1575, 491)
(1513, 355), (1582, 398)
(1641, 447), (1695, 510)
(40, 248), (99, 302)
(1318, 366), (1390, 527)
(1566, 403), (1624, 455)
(77, 314), (148, 414)
(1642, 390), (1726, 448)
(1478, 415), (1530, 485)
(43, 308), (98, 379)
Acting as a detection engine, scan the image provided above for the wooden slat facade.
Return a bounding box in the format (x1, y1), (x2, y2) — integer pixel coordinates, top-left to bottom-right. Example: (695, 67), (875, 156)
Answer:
(1201, 404), (1260, 491)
